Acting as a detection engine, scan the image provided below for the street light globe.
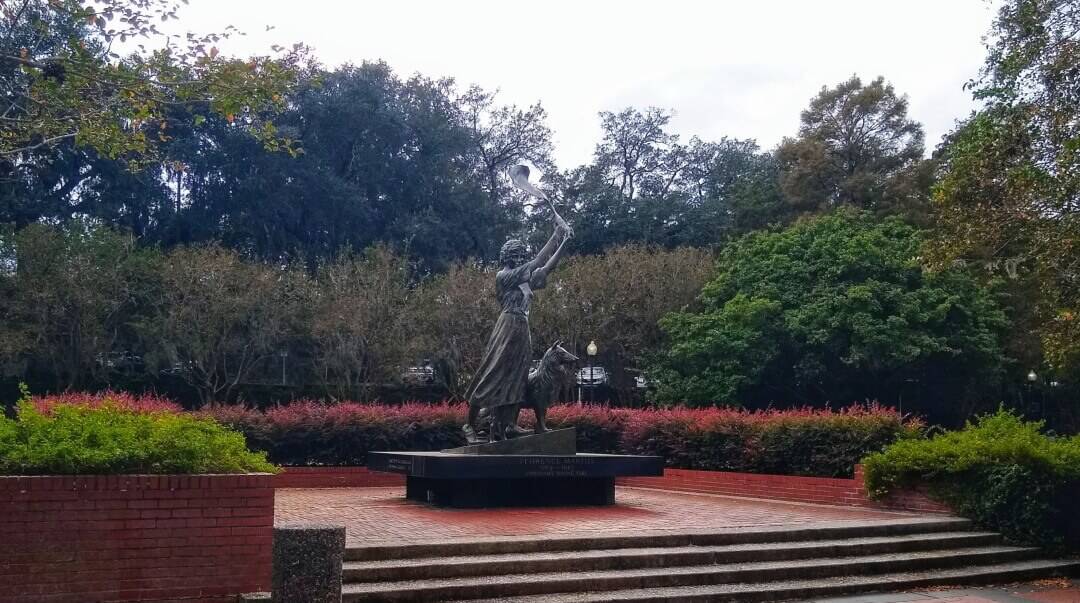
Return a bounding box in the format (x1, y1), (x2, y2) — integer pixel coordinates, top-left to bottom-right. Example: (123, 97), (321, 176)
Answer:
(1027, 370), (1038, 383)
(587, 340), (598, 356)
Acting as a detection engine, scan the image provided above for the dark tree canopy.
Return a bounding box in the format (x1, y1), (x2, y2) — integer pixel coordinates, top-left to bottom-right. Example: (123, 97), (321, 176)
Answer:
(547, 107), (788, 255)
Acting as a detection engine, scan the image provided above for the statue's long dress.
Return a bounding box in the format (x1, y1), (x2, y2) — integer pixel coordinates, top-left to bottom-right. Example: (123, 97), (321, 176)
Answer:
(466, 264), (533, 412)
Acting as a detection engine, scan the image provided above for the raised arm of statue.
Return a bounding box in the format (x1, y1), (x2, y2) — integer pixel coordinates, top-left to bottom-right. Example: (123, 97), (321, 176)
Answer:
(529, 235), (569, 290)
(522, 220), (569, 275)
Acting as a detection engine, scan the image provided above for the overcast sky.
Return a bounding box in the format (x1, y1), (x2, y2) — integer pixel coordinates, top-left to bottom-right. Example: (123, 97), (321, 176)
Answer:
(170, 0), (999, 169)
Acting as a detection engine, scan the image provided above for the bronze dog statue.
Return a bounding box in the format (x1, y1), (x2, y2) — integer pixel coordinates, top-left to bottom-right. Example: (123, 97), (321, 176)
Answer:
(520, 341), (579, 433)
(477, 341), (580, 438)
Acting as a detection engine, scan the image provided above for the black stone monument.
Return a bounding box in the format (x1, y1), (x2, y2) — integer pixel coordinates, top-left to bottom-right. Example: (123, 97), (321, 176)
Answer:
(367, 427), (663, 508)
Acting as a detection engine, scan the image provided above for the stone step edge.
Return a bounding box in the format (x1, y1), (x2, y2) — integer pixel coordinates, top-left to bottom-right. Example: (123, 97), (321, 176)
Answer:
(340, 545), (1037, 598)
(344, 518), (972, 561)
(342, 531), (1000, 582)
(441, 558), (1080, 603)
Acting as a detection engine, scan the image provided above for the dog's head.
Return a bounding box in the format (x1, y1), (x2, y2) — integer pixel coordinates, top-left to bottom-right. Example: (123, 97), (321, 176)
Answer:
(543, 340), (580, 368)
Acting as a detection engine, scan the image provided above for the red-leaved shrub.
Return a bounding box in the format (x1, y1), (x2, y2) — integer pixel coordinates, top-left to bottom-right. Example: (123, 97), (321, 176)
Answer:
(30, 392), (921, 477)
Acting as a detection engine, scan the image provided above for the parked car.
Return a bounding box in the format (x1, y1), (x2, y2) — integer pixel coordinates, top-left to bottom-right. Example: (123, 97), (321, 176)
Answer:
(95, 351), (143, 371)
(577, 366), (609, 387)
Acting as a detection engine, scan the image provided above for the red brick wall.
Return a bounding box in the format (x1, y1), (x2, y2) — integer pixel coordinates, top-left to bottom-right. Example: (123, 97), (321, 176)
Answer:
(0, 474), (274, 603)
(274, 467), (404, 489)
(616, 464), (949, 513)
(319, 464), (947, 513)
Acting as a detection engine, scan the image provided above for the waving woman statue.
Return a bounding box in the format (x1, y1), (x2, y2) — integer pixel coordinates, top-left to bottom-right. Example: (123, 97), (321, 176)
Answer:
(463, 166), (572, 444)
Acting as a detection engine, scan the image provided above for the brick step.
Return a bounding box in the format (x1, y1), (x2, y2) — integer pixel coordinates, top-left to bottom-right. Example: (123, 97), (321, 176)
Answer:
(340, 546), (1038, 602)
(343, 531), (999, 583)
(446, 558), (1080, 603)
(343, 518), (972, 562)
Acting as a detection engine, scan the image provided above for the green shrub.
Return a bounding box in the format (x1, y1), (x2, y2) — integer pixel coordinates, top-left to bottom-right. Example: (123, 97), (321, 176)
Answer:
(0, 397), (277, 475)
(862, 409), (1080, 550)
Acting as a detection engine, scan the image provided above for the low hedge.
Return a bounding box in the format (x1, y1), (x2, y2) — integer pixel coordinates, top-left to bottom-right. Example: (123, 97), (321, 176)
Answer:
(1, 390), (276, 475)
(19, 393), (918, 478)
(207, 401), (465, 467)
(862, 409), (1080, 550)
(620, 405), (920, 477)
(202, 399), (916, 478)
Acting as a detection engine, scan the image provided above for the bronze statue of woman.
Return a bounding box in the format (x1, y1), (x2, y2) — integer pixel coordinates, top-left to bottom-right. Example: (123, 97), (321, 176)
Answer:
(463, 167), (572, 444)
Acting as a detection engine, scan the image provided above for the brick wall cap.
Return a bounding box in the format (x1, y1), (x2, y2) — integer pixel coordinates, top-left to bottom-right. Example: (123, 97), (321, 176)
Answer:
(0, 473), (274, 478)
(275, 523), (346, 533)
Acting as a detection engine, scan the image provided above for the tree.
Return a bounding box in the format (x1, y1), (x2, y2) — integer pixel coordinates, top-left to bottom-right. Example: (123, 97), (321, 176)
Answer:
(0, 0), (305, 160)
(309, 246), (419, 400)
(459, 85), (554, 207)
(529, 245), (715, 399)
(653, 211), (1008, 422)
(148, 64), (517, 269)
(553, 107), (784, 254)
(929, 0), (1080, 380)
(141, 245), (305, 405)
(409, 260), (497, 399)
(0, 222), (159, 390)
(776, 76), (926, 215)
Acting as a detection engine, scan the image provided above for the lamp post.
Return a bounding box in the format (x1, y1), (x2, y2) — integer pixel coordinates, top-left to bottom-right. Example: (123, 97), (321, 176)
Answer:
(1026, 369), (1038, 414)
(586, 340), (598, 404)
(280, 350), (289, 386)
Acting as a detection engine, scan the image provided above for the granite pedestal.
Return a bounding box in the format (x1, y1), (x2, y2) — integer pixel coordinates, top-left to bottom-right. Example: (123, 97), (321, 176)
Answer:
(367, 428), (663, 508)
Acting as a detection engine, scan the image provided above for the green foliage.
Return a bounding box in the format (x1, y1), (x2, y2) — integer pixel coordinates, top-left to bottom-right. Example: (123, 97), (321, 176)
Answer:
(530, 245), (716, 396)
(929, 0), (1080, 379)
(1, 0), (306, 160)
(0, 222), (161, 390)
(653, 294), (781, 404)
(776, 76), (928, 216)
(141, 244), (309, 405)
(862, 409), (1080, 549)
(653, 211), (1009, 412)
(0, 392), (276, 475)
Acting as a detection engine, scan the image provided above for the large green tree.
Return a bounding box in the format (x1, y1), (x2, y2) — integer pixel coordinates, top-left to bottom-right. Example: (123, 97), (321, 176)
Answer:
(652, 211), (1008, 421)
(777, 76), (929, 217)
(929, 0), (1080, 380)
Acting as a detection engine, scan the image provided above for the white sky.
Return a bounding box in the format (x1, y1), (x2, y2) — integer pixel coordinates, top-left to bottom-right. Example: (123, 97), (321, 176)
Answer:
(168, 0), (998, 169)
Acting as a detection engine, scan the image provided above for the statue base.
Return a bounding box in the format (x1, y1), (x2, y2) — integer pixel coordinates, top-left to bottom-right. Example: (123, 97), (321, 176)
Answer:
(367, 431), (663, 508)
(443, 427), (576, 455)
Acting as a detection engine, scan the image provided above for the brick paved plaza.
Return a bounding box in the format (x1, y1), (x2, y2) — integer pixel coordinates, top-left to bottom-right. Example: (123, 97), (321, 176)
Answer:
(275, 485), (922, 546)
(272, 486), (1080, 601)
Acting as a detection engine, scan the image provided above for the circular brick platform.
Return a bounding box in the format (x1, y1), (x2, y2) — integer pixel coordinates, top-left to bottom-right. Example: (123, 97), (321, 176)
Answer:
(275, 486), (924, 546)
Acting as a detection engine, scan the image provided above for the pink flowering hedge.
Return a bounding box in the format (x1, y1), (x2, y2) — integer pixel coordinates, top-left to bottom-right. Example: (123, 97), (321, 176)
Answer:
(31, 394), (921, 478)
